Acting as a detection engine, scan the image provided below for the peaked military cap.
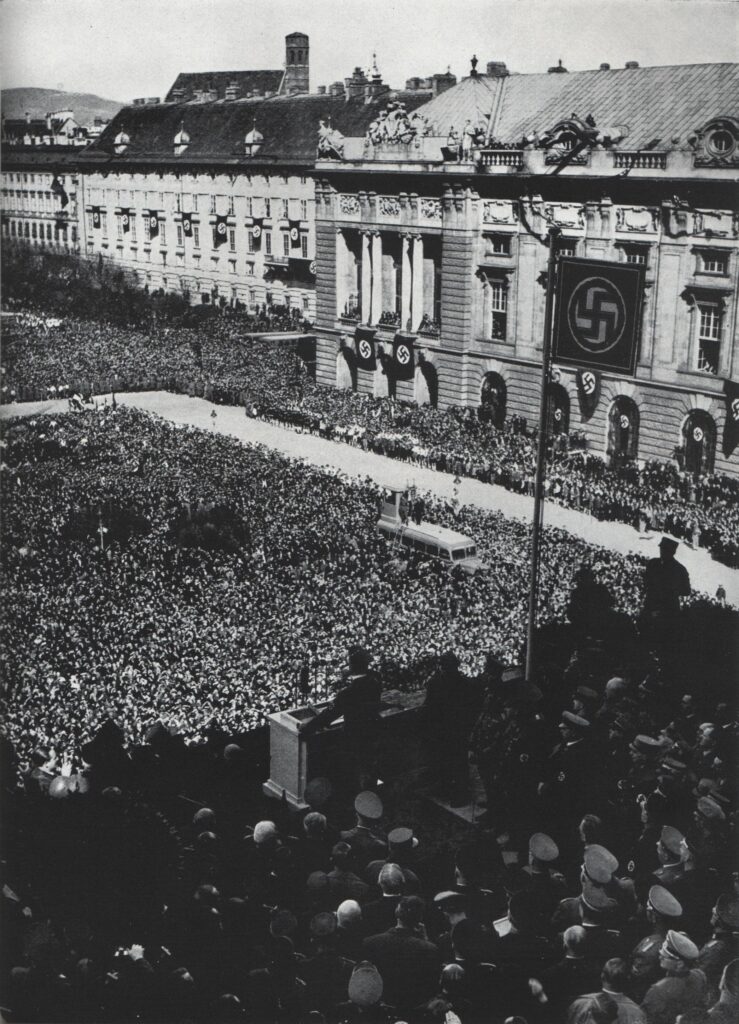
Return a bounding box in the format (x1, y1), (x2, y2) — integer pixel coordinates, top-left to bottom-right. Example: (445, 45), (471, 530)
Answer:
(648, 885), (682, 918)
(388, 826), (418, 850)
(348, 962), (383, 1007)
(716, 893), (739, 930)
(696, 795), (726, 822)
(583, 845), (618, 884)
(529, 832), (559, 862)
(659, 825), (685, 857)
(581, 881), (618, 915)
(562, 711), (590, 730)
(354, 791), (383, 820)
(630, 734), (664, 757)
(661, 929), (699, 962)
(434, 890), (467, 912)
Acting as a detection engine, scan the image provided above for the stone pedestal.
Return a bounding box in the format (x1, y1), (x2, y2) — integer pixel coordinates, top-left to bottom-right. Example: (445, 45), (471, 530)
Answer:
(262, 705), (318, 810)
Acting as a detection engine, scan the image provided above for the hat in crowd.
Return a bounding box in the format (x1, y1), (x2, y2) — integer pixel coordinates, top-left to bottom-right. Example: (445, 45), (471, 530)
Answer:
(576, 686), (600, 705)
(583, 845), (618, 885)
(306, 871), (329, 893)
(660, 930), (699, 964)
(659, 536), (679, 554)
(253, 820), (278, 846)
(223, 743), (242, 762)
(630, 734), (664, 758)
(434, 891), (467, 914)
(304, 776), (332, 810)
(715, 894), (739, 930)
(348, 962), (383, 1007)
(501, 666), (526, 685)
(562, 711), (590, 731)
(388, 827), (419, 852)
(581, 882), (618, 916)
(696, 796), (726, 823)
(659, 825), (685, 857)
(193, 807), (216, 831)
(648, 885), (683, 919)
(693, 779), (731, 806)
(309, 911), (337, 939)
(355, 791), (383, 821)
(270, 909), (298, 938)
(337, 900), (362, 928)
(605, 677), (627, 697)
(529, 833), (559, 864)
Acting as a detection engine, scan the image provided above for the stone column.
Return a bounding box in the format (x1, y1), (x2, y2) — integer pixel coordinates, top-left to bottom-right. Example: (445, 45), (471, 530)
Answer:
(401, 234), (412, 331)
(411, 235), (424, 333)
(361, 231), (372, 324)
(371, 231), (383, 325)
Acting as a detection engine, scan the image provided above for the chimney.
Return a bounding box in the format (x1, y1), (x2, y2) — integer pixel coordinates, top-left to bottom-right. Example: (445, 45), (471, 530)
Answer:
(486, 61), (509, 77)
(345, 67), (369, 99)
(317, 85), (327, 95)
(599, 63), (611, 71)
(329, 81), (345, 98)
(548, 59), (568, 73)
(405, 77), (421, 91)
(431, 70), (457, 96)
(625, 60), (639, 69)
(264, 90), (273, 98)
(225, 81), (239, 100)
(46, 113), (52, 130)
(25, 111), (31, 125)
(172, 87), (185, 102)
(281, 31), (310, 95)
(147, 97), (161, 104)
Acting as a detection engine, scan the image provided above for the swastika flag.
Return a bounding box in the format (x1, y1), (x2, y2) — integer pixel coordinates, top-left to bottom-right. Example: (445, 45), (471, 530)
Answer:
(393, 334), (415, 380)
(554, 258), (644, 375)
(723, 379), (739, 456)
(575, 368), (600, 419)
(355, 327), (376, 370)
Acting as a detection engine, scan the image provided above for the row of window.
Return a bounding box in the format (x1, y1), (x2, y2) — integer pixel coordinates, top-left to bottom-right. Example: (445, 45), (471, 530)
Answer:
(1, 173), (71, 187)
(136, 272), (312, 312)
(2, 189), (70, 213)
(3, 219), (77, 243)
(483, 232), (730, 275)
(78, 192), (309, 220)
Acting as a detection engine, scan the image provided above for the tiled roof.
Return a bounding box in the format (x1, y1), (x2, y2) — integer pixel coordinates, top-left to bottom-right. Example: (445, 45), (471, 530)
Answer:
(418, 63), (739, 150)
(83, 90), (432, 167)
(165, 71), (285, 103)
(2, 118), (52, 138)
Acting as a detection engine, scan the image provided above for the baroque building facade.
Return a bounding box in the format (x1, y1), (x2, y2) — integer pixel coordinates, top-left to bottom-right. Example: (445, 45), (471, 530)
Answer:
(313, 62), (739, 475)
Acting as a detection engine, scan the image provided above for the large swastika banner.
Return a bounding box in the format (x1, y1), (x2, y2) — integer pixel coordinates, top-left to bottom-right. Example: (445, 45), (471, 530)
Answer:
(553, 257), (645, 376)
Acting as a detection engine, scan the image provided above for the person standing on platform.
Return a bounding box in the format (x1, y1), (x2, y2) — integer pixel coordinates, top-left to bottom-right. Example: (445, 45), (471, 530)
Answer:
(300, 646), (382, 792)
(421, 651), (480, 806)
(640, 538), (691, 647)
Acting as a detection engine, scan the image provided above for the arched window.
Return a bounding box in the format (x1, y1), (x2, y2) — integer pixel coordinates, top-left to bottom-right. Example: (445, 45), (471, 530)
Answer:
(415, 360), (438, 408)
(480, 372), (506, 428)
(547, 383), (570, 435)
(608, 397), (639, 464)
(682, 411), (716, 477)
(336, 348), (357, 391)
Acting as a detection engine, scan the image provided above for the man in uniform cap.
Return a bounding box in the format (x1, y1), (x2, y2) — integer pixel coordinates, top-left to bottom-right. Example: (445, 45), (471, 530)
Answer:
(365, 827), (421, 893)
(641, 537), (691, 647)
(707, 958), (739, 1023)
(697, 894), (739, 1004)
(652, 825), (686, 888)
(641, 930), (707, 1024)
(521, 833), (567, 925)
(630, 886), (683, 1000)
(336, 961), (396, 1021)
(340, 792), (387, 871)
(537, 711), (596, 821)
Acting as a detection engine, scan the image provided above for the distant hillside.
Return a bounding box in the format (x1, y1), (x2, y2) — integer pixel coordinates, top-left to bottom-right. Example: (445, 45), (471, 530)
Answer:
(1, 88), (123, 125)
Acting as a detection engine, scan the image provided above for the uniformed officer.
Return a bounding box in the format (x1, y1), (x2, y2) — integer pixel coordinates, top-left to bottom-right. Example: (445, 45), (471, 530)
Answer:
(640, 930), (707, 1024)
(581, 844), (637, 926)
(340, 792), (387, 872)
(652, 825), (686, 888)
(641, 536), (691, 640)
(630, 885), (683, 1001)
(522, 833), (568, 925)
(697, 893), (739, 1004)
(538, 711), (596, 821)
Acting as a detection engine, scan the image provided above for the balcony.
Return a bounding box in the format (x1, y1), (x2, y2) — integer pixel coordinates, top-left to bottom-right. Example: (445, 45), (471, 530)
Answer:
(377, 310), (401, 329)
(478, 148), (524, 170)
(264, 253), (289, 267)
(417, 314), (441, 338)
(339, 299), (360, 323)
(613, 151), (667, 171)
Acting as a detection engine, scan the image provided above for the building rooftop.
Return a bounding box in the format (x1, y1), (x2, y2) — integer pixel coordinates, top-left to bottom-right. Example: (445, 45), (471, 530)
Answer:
(417, 62), (739, 150)
(165, 70), (286, 103)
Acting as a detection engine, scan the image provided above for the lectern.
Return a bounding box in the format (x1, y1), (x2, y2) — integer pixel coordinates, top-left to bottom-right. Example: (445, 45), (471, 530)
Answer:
(262, 705), (318, 810)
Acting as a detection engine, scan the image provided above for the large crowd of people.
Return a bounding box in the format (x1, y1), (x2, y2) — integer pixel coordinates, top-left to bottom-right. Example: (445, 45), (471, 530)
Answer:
(1, 401), (736, 1023)
(2, 310), (738, 567)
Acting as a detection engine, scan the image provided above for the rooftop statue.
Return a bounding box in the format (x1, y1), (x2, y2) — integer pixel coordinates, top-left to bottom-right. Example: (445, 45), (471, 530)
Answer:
(317, 119), (345, 159)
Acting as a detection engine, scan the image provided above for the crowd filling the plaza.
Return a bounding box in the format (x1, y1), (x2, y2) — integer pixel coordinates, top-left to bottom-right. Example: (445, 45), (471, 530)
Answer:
(1, 395), (737, 1023)
(2, 305), (738, 569)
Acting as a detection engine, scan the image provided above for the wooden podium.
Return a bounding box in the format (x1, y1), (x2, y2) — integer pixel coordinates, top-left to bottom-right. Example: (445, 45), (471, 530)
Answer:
(262, 694), (424, 810)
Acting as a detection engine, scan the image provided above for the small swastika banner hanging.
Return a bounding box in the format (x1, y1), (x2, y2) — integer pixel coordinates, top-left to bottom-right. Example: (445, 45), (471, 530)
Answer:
(553, 257), (645, 376)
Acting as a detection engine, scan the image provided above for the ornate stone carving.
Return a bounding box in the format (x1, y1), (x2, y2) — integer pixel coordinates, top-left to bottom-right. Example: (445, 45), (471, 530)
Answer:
(483, 200), (517, 224)
(692, 209), (734, 238)
(338, 194), (360, 216)
(317, 120), (345, 159)
(365, 101), (431, 145)
(378, 196), (401, 218)
(419, 198), (442, 221)
(616, 206), (659, 233)
(544, 203), (584, 229)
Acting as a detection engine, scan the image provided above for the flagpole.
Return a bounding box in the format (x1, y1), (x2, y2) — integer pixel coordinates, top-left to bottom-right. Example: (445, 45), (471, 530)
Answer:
(525, 226), (560, 684)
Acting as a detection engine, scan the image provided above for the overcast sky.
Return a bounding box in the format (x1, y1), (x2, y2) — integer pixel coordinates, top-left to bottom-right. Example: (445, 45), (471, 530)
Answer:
(1, 0), (737, 101)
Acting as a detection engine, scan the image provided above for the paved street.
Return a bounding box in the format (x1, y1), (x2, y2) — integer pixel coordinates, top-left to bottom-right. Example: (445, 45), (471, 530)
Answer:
(3, 391), (738, 606)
